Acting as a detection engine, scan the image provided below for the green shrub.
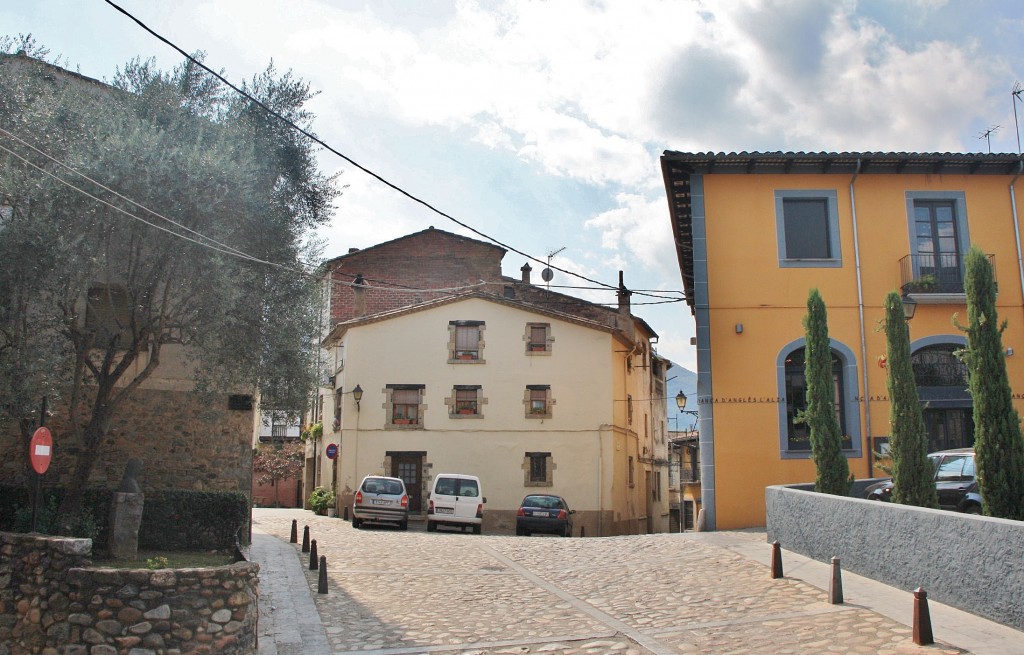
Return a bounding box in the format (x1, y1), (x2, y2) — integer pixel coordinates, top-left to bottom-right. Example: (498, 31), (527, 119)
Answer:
(308, 486), (336, 514)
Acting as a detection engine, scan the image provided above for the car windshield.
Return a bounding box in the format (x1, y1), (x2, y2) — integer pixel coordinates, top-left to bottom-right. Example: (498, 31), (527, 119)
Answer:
(363, 479), (403, 495)
(523, 496), (562, 509)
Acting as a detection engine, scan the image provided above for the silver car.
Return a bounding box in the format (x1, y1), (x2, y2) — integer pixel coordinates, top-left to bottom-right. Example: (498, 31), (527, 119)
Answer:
(352, 475), (409, 530)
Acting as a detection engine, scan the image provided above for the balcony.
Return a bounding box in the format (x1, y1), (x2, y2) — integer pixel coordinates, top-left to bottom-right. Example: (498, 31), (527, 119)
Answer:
(898, 253), (994, 302)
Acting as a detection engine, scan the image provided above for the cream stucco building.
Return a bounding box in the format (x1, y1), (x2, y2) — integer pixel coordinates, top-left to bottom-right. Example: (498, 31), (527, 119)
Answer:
(304, 229), (670, 535)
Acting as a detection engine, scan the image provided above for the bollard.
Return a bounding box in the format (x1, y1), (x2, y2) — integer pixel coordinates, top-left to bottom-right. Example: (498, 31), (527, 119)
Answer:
(290, 519), (298, 543)
(309, 539), (319, 570)
(343, 506), (349, 521)
(828, 557), (844, 604)
(770, 541), (783, 579)
(302, 525), (310, 553)
(580, 525), (585, 538)
(913, 587), (934, 645)
(317, 556), (328, 594)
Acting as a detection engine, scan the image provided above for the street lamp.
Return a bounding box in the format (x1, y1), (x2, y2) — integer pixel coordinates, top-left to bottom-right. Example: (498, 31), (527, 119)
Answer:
(675, 390), (698, 417)
(901, 294), (917, 321)
(352, 384), (363, 411)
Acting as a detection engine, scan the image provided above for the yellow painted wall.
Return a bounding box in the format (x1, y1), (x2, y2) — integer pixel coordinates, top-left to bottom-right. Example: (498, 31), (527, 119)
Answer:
(701, 172), (1024, 528)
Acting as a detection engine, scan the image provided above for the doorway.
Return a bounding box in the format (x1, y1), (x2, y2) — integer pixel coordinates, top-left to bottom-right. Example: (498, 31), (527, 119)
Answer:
(389, 451), (424, 513)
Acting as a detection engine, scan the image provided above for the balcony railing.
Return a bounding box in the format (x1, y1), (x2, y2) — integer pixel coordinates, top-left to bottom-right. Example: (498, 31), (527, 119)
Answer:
(679, 467), (701, 483)
(899, 253), (995, 297)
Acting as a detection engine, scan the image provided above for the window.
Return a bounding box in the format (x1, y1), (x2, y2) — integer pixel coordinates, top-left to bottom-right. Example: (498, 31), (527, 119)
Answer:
(387, 384), (424, 427)
(627, 395), (633, 425)
(775, 190), (841, 267)
(525, 323), (551, 354)
(86, 284), (132, 343)
(333, 388), (343, 430)
(524, 452), (552, 486)
(776, 339), (862, 458)
(449, 385), (483, 418)
(525, 385), (552, 418)
(628, 456), (635, 487)
(449, 321), (485, 362)
(906, 193), (970, 292)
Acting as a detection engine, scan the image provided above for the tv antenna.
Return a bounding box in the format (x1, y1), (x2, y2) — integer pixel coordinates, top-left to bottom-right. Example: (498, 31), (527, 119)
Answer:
(1013, 81), (1024, 154)
(978, 125), (1000, 153)
(542, 247), (565, 288)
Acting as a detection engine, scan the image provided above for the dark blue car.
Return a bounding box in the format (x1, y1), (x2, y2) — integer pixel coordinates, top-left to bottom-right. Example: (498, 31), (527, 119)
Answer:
(864, 448), (981, 513)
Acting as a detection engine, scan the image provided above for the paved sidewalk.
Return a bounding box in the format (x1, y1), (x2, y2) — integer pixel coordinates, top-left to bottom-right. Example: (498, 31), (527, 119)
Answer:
(249, 509), (1024, 655)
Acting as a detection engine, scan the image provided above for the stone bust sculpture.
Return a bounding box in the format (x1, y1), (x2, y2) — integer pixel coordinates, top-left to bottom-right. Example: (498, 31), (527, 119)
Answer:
(117, 458), (144, 494)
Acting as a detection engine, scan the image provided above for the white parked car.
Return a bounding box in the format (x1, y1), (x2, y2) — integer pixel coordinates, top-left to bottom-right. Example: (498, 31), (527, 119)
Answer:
(427, 473), (485, 534)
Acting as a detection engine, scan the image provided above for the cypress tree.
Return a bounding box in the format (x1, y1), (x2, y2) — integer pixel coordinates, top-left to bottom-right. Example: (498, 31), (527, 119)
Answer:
(961, 246), (1024, 519)
(803, 289), (851, 495)
(883, 291), (938, 507)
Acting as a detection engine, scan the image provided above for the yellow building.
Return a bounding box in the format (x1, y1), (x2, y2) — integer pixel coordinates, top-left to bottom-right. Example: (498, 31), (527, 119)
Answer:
(661, 151), (1024, 529)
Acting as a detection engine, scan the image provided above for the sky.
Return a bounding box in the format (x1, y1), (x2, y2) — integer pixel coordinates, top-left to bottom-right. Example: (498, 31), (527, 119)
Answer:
(5, 0), (1024, 371)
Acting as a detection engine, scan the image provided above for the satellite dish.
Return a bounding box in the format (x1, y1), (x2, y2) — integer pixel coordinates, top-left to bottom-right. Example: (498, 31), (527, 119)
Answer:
(541, 268), (554, 282)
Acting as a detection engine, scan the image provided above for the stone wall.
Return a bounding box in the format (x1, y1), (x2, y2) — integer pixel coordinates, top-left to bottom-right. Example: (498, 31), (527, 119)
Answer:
(766, 484), (1024, 631)
(1, 531), (259, 655)
(0, 387), (253, 495)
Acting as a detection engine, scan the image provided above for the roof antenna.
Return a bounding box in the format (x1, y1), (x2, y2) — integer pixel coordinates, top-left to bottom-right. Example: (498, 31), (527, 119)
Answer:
(542, 247), (565, 289)
(1013, 81), (1024, 154)
(978, 125), (1000, 154)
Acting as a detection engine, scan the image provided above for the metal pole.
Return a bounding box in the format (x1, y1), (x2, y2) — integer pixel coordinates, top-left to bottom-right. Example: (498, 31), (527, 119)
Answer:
(31, 396), (47, 533)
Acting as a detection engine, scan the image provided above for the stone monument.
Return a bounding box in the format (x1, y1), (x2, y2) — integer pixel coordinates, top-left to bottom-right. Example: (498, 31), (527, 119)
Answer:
(109, 458), (145, 560)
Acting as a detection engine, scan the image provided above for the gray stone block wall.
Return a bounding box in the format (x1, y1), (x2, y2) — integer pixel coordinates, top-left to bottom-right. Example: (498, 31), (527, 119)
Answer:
(766, 485), (1024, 630)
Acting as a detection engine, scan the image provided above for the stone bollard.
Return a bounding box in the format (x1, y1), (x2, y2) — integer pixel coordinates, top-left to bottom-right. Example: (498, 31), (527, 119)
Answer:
(913, 587), (934, 645)
(770, 541), (783, 579)
(318, 556), (328, 594)
(309, 539), (319, 570)
(290, 519), (298, 543)
(302, 525), (310, 553)
(828, 557), (844, 604)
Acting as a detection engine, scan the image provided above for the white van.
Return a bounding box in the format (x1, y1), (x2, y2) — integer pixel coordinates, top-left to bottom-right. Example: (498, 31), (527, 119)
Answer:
(427, 473), (485, 534)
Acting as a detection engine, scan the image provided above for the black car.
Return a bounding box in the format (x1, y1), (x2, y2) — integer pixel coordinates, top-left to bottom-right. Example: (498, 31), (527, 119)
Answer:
(515, 494), (575, 537)
(864, 448), (981, 513)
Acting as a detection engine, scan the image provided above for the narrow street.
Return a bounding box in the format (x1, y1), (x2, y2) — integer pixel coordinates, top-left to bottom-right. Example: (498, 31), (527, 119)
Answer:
(251, 509), (1021, 655)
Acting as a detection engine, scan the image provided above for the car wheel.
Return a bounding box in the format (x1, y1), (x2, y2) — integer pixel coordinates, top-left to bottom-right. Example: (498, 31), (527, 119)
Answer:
(472, 525), (482, 535)
(400, 520), (409, 531)
(427, 521), (437, 532)
(562, 526), (571, 538)
(515, 527), (525, 536)
(964, 504), (982, 515)
(352, 518), (362, 529)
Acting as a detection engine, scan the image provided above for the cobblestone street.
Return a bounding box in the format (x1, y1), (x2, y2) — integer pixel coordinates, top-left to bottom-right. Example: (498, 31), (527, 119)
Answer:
(251, 509), (1024, 655)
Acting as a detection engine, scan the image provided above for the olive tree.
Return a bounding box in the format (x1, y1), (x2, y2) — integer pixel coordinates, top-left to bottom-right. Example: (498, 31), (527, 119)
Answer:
(0, 43), (338, 519)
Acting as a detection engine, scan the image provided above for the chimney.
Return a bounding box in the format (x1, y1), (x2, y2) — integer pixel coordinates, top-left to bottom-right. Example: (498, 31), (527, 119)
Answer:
(353, 273), (367, 318)
(348, 247), (360, 254)
(617, 270), (632, 315)
(520, 263), (532, 285)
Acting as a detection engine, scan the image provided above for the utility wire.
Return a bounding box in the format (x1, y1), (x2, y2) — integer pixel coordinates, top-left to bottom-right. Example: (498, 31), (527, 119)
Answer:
(103, 0), (681, 301)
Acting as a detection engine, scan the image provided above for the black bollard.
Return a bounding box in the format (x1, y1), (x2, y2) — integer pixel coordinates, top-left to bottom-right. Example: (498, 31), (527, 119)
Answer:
(770, 541), (783, 579)
(302, 525), (310, 553)
(309, 539), (318, 570)
(317, 556), (328, 594)
(290, 519), (298, 543)
(580, 525), (585, 538)
(913, 587), (934, 645)
(828, 557), (843, 604)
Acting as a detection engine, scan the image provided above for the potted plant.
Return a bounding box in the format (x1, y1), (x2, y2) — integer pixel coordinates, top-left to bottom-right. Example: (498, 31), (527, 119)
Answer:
(308, 486), (336, 515)
(906, 273), (939, 293)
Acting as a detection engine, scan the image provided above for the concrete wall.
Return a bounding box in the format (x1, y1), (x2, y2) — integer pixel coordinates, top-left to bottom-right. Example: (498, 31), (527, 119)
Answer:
(766, 485), (1024, 630)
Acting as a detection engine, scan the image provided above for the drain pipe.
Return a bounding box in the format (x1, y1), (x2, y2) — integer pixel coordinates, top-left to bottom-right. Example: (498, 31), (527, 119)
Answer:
(849, 159), (874, 477)
(1010, 160), (1024, 311)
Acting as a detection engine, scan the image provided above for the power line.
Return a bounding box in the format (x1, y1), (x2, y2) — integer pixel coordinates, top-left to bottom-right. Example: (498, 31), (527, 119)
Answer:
(102, 0), (671, 299)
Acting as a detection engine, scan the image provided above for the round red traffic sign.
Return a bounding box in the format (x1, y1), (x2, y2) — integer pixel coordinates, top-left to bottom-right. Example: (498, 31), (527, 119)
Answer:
(29, 427), (52, 474)
(325, 443), (338, 460)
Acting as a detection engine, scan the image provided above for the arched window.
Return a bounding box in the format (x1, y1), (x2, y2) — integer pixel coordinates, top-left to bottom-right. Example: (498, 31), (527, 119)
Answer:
(777, 339), (860, 458)
(911, 344), (967, 387)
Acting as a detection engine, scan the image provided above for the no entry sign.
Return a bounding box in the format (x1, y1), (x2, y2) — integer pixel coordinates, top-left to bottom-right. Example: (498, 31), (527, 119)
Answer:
(29, 426), (52, 474)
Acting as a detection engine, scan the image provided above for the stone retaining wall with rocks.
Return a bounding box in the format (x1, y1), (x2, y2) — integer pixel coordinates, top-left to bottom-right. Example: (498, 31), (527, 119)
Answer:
(0, 531), (260, 655)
